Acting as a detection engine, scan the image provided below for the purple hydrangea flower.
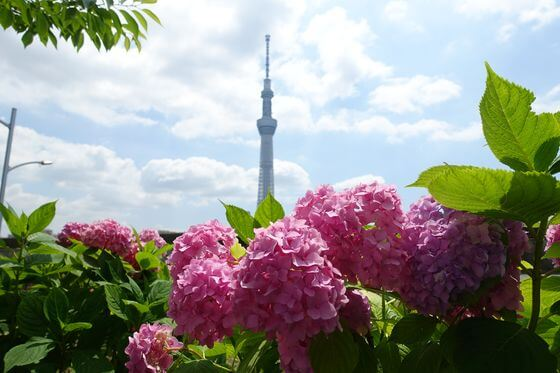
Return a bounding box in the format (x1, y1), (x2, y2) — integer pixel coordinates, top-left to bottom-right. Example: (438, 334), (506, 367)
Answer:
(57, 222), (89, 246)
(400, 196), (529, 317)
(339, 289), (371, 336)
(546, 224), (560, 267)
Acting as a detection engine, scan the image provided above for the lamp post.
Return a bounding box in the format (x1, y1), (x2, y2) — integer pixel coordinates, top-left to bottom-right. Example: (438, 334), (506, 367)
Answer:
(0, 108), (53, 235)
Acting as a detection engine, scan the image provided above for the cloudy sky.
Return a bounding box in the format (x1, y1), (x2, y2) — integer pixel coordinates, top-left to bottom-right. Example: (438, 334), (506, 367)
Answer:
(1, 0), (560, 232)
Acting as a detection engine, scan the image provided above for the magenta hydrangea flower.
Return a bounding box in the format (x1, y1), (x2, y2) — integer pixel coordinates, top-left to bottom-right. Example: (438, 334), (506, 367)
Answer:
(167, 220), (237, 279)
(81, 219), (136, 264)
(124, 323), (183, 373)
(57, 222), (89, 246)
(339, 289), (371, 336)
(546, 224), (560, 267)
(232, 216), (347, 373)
(168, 257), (235, 347)
(293, 182), (406, 290)
(400, 196), (529, 317)
(138, 229), (167, 249)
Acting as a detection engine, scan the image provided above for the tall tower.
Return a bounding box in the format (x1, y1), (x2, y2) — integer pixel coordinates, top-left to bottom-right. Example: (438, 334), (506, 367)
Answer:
(257, 34), (277, 205)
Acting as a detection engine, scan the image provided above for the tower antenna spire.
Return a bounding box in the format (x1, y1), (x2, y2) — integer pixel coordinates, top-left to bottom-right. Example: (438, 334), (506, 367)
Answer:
(265, 34), (270, 79)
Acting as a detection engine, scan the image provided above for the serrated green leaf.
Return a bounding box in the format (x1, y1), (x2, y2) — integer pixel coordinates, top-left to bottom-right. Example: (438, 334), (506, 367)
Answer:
(408, 165), (474, 187)
(480, 63), (560, 171)
(27, 201), (56, 235)
(441, 318), (556, 373)
(104, 284), (128, 320)
(421, 165), (560, 225)
(389, 314), (438, 345)
(376, 340), (401, 373)
(222, 203), (256, 244)
(127, 276), (144, 302)
(43, 288), (69, 325)
(147, 279), (171, 305)
(171, 360), (220, 372)
(3, 338), (54, 372)
(0, 203), (23, 238)
(254, 193), (285, 228)
(17, 294), (49, 337)
(310, 329), (359, 373)
(123, 299), (149, 313)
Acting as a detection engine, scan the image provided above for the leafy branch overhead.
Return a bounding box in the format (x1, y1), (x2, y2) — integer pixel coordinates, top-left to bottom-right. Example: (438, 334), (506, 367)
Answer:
(0, 0), (161, 51)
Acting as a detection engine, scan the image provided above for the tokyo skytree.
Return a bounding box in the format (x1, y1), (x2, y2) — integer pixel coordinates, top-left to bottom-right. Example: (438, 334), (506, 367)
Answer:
(256, 34), (277, 205)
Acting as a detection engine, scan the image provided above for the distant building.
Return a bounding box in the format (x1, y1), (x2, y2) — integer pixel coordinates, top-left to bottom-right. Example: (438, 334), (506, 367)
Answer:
(256, 35), (277, 206)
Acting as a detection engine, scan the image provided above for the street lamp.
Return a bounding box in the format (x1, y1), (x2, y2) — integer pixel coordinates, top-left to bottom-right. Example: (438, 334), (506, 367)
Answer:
(0, 108), (53, 235)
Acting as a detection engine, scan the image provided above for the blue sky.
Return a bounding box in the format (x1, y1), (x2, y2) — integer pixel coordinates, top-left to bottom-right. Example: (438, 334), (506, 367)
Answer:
(1, 0), (560, 232)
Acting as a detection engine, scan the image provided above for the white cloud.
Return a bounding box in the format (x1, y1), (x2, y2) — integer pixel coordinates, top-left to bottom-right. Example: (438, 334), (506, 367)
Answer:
(369, 75), (462, 114)
(456, 0), (560, 35)
(314, 111), (481, 143)
(0, 126), (310, 230)
(383, 0), (424, 32)
(497, 23), (516, 42)
(277, 7), (392, 106)
(534, 84), (560, 113)
(333, 174), (386, 191)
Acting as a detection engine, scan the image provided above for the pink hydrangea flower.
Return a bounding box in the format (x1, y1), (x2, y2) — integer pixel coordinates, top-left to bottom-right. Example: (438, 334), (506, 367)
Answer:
(546, 224), (560, 267)
(293, 182), (406, 290)
(168, 257), (235, 347)
(138, 229), (167, 249)
(339, 289), (371, 336)
(232, 216), (347, 373)
(167, 220), (237, 279)
(401, 196), (529, 317)
(57, 222), (89, 246)
(81, 219), (136, 264)
(124, 323), (183, 373)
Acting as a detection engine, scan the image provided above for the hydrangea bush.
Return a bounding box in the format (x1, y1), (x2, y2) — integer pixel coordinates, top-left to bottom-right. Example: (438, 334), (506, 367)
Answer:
(2, 64), (560, 373)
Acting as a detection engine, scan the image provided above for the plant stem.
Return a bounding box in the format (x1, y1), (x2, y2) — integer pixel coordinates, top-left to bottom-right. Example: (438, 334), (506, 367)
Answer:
(528, 219), (548, 332)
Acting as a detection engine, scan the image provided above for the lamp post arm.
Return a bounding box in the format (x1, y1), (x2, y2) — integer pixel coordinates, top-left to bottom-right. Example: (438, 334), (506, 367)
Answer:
(9, 161), (47, 172)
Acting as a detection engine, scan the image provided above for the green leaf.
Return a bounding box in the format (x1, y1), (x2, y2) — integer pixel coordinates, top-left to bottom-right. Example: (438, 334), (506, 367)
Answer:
(353, 335), (377, 373)
(120, 9), (139, 35)
(230, 242), (246, 260)
(21, 29), (34, 47)
(147, 279), (171, 305)
(63, 322), (92, 333)
(389, 314), (438, 345)
(123, 299), (149, 313)
(71, 350), (114, 373)
(408, 165), (474, 187)
(376, 340), (401, 373)
(43, 288), (69, 325)
(0, 203), (23, 238)
(171, 360), (220, 372)
(310, 329), (359, 373)
(415, 165), (560, 225)
(132, 9), (148, 30)
(441, 318), (556, 373)
(135, 251), (160, 270)
(399, 343), (446, 373)
(36, 241), (77, 258)
(480, 63), (560, 171)
(254, 193), (285, 228)
(17, 294), (49, 337)
(36, 11), (49, 45)
(521, 277), (560, 318)
(545, 243), (560, 259)
(3, 338), (55, 372)
(104, 284), (128, 320)
(27, 201), (56, 235)
(27, 232), (55, 243)
(127, 276), (144, 302)
(222, 203), (256, 244)
(142, 8), (161, 25)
